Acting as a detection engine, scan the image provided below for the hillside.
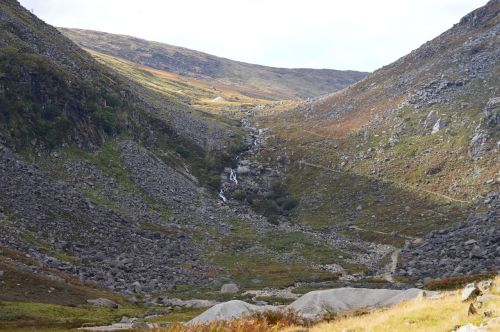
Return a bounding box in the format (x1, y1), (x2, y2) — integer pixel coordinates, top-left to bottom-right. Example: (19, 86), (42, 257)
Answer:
(1, 0), (499, 330)
(0, 0), (383, 316)
(0, 0), (245, 296)
(59, 28), (368, 100)
(253, 0), (499, 282)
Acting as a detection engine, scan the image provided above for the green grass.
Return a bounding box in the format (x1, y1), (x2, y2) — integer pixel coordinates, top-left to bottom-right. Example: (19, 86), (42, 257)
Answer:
(146, 307), (206, 324)
(201, 219), (342, 290)
(0, 301), (143, 330)
(19, 231), (77, 265)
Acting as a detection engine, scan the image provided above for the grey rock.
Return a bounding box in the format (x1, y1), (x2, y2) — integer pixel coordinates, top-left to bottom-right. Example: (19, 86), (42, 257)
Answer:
(461, 283), (481, 302)
(87, 298), (119, 309)
(431, 118), (446, 134)
(236, 165), (251, 175)
(221, 283), (239, 294)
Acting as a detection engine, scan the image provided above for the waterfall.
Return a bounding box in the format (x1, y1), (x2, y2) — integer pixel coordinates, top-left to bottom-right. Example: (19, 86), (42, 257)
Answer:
(229, 168), (238, 185)
(219, 189), (227, 202)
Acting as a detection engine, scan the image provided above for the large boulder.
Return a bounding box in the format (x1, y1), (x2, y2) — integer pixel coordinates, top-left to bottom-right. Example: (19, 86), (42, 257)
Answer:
(288, 287), (428, 320)
(188, 300), (275, 324)
(190, 287), (434, 323)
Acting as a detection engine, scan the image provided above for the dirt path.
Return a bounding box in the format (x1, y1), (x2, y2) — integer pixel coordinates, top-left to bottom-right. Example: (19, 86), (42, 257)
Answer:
(301, 161), (471, 204)
(384, 248), (401, 282)
(348, 225), (419, 241)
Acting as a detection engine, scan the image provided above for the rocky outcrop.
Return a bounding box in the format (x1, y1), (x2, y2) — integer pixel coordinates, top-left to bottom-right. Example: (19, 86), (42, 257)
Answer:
(469, 97), (500, 158)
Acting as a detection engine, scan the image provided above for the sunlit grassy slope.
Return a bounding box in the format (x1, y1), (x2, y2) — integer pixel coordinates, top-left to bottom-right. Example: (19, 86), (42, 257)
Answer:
(60, 28), (369, 100)
(87, 49), (271, 116)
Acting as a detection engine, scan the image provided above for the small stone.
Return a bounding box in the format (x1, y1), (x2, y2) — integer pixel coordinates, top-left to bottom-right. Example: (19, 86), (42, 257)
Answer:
(454, 323), (486, 332)
(220, 283), (239, 294)
(87, 298), (119, 309)
(484, 309), (493, 317)
(415, 290), (427, 302)
(131, 322), (149, 328)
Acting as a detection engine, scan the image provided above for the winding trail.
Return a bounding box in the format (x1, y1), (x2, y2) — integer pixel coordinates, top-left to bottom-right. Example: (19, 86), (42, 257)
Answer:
(384, 249), (401, 282)
(348, 225), (419, 241)
(301, 161), (471, 204)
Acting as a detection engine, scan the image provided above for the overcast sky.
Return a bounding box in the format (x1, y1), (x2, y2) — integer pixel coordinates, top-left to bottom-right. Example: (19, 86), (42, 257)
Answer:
(19, 0), (487, 72)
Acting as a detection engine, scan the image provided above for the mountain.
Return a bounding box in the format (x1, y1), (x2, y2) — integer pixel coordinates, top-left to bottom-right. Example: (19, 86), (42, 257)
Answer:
(0, 1), (371, 318)
(59, 28), (368, 100)
(252, 0), (499, 281)
(0, 0), (244, 297)
(1, 0), (499, 329)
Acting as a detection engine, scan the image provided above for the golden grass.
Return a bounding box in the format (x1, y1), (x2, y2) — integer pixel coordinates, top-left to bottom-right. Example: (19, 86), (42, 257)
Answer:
(86, 48), (271, 115)
(291, 278), (500, 332)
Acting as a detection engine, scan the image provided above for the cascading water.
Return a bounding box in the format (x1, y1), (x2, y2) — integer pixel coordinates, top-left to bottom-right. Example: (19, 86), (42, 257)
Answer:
(218, 189), (227, 202)
(219, 114), (264, 202)
(229, 168), (238, 185)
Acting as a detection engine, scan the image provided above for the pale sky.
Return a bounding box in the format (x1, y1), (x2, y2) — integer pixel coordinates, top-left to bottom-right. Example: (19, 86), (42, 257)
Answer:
(19, 0), (487, 72)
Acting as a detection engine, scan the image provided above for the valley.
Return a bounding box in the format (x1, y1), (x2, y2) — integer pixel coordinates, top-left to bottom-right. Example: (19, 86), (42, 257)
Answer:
(0, 0), (499, 330)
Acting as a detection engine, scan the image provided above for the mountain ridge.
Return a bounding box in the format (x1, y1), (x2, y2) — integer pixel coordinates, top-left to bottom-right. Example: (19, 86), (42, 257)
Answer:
(58, 27), (368, 100)
(0, 0), (499, 330)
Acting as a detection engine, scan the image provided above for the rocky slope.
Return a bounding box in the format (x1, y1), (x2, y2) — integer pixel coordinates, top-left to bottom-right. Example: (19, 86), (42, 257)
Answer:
(59, 28), (368, 100)
(254, 0), (499, 284)
(0, 0), (241, 294)
(0, 0), (388, 307)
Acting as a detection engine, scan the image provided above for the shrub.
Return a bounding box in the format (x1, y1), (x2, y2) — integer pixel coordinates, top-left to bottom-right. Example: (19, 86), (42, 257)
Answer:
(232, 190), (247, 201)
(425, 272), (496, 291)
(281, 197), (299, 211)
(163, 309), (302, 332)
(206, 174), (221, 190)
(175, 145), (191, 158)
(92, 106), (116, 134)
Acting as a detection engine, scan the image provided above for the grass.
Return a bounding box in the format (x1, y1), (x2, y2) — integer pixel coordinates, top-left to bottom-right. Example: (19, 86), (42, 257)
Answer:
(202, 219), (345, 290)
(0, 301), (143, 330)
(146, 307), (207, 324)
(87, 49), (269, 116)
(157, 309), (303, 332)
(301, 289), (500, 332)
(61, 28), (367, 101)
